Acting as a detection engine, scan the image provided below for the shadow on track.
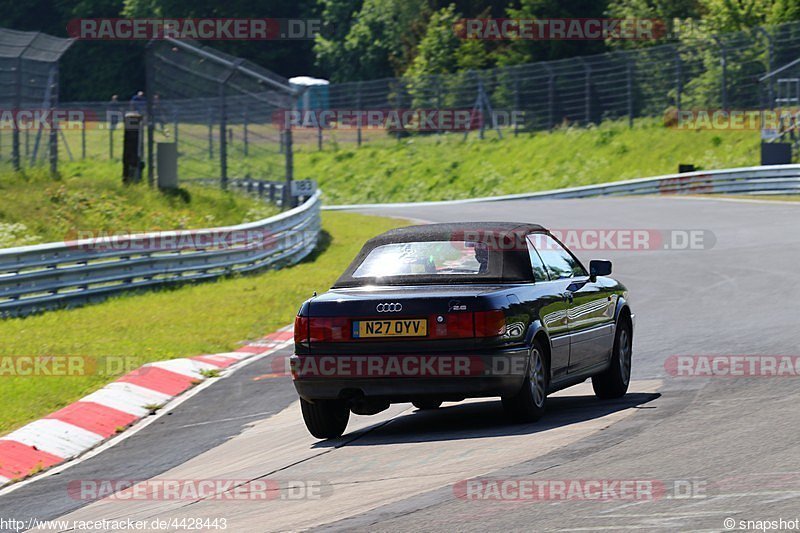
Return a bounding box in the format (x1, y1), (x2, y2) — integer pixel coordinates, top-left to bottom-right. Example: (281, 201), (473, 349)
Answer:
(313, 392), (660, 448)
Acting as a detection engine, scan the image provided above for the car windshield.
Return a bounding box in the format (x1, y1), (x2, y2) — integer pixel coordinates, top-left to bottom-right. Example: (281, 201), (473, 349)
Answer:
(352, 241), (490, 278)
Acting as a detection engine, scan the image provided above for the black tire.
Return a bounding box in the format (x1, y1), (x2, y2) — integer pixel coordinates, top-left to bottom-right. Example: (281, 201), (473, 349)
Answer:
(412, 400), (443, 410)
(300, 398), (349, 439)
(592, 316), (632, 399)
(502, 339), (548, 423)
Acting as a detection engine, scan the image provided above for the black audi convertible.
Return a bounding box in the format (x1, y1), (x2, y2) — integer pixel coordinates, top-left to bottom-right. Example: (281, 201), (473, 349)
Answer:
(291, 222), (634, 439)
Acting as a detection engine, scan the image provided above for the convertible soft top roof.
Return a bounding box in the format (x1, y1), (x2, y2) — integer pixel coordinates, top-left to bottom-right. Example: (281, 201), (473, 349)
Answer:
(333, 222), (548, 288)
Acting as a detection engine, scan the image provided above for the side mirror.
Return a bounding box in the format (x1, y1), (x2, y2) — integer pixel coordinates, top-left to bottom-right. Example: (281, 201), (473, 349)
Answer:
(589, 260), (612, 281)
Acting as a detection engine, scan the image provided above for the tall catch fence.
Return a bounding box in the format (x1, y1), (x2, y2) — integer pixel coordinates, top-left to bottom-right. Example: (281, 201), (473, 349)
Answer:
(27, 20), (800, 174)
(0, 28), (73, 173)
(144, 38), (299, 194)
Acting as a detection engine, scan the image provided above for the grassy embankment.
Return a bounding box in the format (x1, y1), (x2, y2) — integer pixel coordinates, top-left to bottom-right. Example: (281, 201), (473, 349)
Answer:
(0, 211), (405, 434)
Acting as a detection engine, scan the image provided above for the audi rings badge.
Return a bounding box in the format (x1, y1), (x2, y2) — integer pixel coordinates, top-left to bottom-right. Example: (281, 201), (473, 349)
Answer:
(376, 302), (402, 313)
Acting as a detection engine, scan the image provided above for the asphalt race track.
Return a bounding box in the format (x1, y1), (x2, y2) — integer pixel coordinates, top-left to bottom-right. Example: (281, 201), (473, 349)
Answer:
(2, 196), (799, 532)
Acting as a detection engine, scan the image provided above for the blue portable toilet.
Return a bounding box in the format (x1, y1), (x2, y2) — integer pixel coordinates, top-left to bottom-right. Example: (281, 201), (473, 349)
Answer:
(289, 76), (330, 111)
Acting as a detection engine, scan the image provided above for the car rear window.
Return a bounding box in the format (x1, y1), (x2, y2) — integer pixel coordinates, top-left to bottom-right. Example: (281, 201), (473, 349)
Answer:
(352, 241), (490, 278)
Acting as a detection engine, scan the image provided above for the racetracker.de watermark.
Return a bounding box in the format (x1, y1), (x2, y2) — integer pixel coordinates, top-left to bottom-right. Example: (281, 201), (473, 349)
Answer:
(665, 108), (800, 130)
(454, 18), (664, 41)
(665, 355), (800, 378)
(272, 109), (523, 132)
(453, 478), (711, 501)
(67, 479), (331, 501)
(62, 228), (301, 253)
(67, 18), (333, 40)
(0, 356), (141, 377)
(0, 109), (100, 130)
(447, 229), (716, 252)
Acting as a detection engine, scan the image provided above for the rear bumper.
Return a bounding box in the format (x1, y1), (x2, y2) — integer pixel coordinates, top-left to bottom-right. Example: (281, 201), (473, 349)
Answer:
(290, 347), (529, 402)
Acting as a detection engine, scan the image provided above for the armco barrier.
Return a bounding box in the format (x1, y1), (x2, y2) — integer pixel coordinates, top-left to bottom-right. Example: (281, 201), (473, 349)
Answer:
(322, 165), (800, 210)
(0, 190), (321, 317)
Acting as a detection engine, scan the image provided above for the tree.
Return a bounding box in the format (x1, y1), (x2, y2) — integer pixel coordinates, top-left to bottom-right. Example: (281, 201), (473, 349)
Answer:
(315, 0), (429, 81)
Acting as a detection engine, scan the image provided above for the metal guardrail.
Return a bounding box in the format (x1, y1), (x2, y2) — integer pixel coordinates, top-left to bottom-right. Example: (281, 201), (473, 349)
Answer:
(0, 190), (322, 317)
(323, 165), (800, 210)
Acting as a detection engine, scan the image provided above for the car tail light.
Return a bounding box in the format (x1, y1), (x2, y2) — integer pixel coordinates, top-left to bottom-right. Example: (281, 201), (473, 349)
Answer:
(474, 310), (506, 337)
(430, 312), (473, 339)
(308, 317), (351, 342)
(430, 311), (506, 339)
(294, 316), (309, 344)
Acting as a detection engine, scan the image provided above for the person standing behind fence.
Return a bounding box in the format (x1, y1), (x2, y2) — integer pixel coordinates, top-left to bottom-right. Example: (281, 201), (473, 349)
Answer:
(130, 91), (146, 115)
(152, 93), (168, 135)
(107, 94), (121, 130)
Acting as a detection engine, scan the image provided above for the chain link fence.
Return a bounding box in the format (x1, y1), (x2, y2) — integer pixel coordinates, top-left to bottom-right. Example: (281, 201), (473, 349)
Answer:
(310, 21), (800, 146)
(15, 20), (800, 177)
(144, 38), (299, 197)
(0, 28), (73, 173)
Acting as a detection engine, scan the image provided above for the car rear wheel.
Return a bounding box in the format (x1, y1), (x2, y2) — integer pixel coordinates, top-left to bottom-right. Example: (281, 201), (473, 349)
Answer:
(300, 398), (349, 439)
(412, 400), (443, 410)
(592, 317), (632, 399)
(502, 340), (548, 423)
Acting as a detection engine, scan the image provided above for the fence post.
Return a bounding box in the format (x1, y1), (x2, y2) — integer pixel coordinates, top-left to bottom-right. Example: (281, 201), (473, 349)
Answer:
(577, 57), (591, 124)
(145, 42), (155, 186)
(81, 112), (86, 159)
(208, 108), (214, 159)
(513, 72), (520, 136)
(173, 112), (179, 152)
(48, 65), (59, 176)
(712, 36), (728, 108)
(626, 56), (634, 127)
(219, 85), (228, 190)
(12, 56), (22, 171)
(283, 127), (294, 208)
(356, 82), (362, 147)
(243, 108), (249, 156)
(757, 27), (774, 107)
(543, 63), (555, 129)
(674, 46), (682, 113)
(109, 127), (114, 159)
(317, 115), (323, 151)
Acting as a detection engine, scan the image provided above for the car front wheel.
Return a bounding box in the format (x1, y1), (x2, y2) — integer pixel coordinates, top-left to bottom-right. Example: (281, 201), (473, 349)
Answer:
(300, 398), (349, 439)
(592, 317), (632, 399)
(502, 340), (548, 422)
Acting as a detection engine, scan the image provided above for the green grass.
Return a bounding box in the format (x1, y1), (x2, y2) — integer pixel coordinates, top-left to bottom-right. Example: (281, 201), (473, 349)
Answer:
(0, 212), (406, 435)
(293, 117), (762, 204)
(0, 160), (278, 247)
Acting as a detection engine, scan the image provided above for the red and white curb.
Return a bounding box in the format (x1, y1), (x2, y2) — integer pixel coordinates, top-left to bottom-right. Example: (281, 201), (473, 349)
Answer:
(0, 326), (294, 487)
